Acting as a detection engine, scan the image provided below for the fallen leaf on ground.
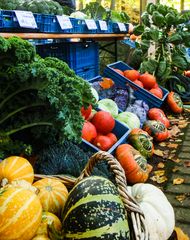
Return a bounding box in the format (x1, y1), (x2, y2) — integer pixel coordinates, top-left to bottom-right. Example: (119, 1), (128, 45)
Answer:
(172, 167), (179, 172)
(175, 194), (186, 203)
(150, 175), (168, 184)
(175, 139), (182, 142)
(154, 149), (164, 157)
(169, 125), (181, 137)
(184, 161), (190, 167)
(171, 149), (177, 154)
(169, 158), (181, 163)
(167, 143), (178, 148)
(157, 162), (165, 169)
(158, 142), (167, 147)
(173, 178), (185, 185)
(168, 154), (176, 160)
(178, 120), (188, 128)
(154, 170), (165, 176)
(174, 227), (189, 240)
(178, 132), (185, 136)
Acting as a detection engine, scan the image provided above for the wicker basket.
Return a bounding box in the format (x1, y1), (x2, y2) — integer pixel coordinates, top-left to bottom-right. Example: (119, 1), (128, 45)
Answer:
(35, 151), (149, 240)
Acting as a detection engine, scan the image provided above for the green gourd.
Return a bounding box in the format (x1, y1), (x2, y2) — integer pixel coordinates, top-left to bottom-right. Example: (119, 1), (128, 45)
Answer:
(62, 176), (130, 240)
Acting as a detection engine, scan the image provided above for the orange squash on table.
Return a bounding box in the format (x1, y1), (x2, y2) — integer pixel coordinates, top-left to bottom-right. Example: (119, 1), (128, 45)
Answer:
(0, 156), (34, 185)
(33, 178), (68, 217)
(115, 144), (151, 184)
(0, 186), (42, 240)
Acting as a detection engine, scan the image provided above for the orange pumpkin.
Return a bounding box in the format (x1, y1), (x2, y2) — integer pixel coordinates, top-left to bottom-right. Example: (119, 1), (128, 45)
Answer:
(33, 212), (62, 240)
(33, 178), (68, 217)
(0, 186), (42, 240)
(115, 144), (151, 184)
(0, 156), (34, 185)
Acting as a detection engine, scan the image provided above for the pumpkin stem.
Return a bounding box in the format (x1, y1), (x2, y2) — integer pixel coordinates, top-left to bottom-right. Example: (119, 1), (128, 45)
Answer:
(0, 178), (9, 187)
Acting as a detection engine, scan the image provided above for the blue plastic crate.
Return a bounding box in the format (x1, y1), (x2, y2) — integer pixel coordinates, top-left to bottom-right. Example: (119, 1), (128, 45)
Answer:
(36, 42), (99, 73)
(187, 48), (190, 57)
(0, 10), (41, 32)
(104, 61), (169, 108)
(81, 116), (130, 154)
(76, 66), (99, 80)
(121, 39), (136, 48)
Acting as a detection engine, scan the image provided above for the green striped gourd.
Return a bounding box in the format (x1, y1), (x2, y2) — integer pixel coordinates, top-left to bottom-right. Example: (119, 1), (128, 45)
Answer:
(62, 176), (130, 239)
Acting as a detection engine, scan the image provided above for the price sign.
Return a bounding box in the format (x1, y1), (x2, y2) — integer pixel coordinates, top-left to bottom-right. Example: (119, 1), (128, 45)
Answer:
(117, 22), (127, 32)
(85, 19), (97, 30)
(99, 20), (108, 31)
(15, 10), (37, 29)
(56, 15), (73, 29)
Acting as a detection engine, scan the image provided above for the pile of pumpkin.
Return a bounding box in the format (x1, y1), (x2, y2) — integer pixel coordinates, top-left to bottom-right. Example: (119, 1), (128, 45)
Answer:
(0, 154), (175, 240)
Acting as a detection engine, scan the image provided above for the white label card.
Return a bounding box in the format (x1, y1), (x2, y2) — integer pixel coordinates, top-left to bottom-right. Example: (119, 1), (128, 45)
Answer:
(56, 15), (73, 29)
(99, 20), (108, 31)
(14, 10), (37, 29)
(118, 22), (126, 32)
(85, 19), (97, 30)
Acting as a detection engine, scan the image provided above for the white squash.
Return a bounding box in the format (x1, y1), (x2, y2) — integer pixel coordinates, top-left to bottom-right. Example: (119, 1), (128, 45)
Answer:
(127, 183), (175, 240)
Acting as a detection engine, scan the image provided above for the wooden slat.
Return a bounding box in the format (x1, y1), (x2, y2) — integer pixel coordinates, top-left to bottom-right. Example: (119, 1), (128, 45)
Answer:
(0, 32), (127, 41)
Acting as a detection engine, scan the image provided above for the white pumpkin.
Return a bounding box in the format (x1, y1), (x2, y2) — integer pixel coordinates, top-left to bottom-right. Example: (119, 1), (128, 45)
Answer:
(127, 183), (175, 240)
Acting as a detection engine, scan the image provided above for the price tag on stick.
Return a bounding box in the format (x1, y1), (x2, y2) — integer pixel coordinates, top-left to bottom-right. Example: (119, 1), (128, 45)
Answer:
(15, 10), (37, 29)
(85, 19), (97, 30)
(117, 22), (127, 32)
(99, 20), (108, 31)
(56, 15), (73, 29)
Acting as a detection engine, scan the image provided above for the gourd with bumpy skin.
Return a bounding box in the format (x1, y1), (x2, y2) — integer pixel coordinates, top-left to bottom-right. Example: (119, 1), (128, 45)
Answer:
(0, 186), (42, 240)
(62, 176), (130, 240)
(115, 144), (150, 184)
(33, 178), (68, 217)
(127, 183), (175, 240)
(167, 91), (183, 114)
(128, 128), (154, 158)
(143, 120), (169, 142)
(0, 156), (34, 186)
(148, 108), (170, 128)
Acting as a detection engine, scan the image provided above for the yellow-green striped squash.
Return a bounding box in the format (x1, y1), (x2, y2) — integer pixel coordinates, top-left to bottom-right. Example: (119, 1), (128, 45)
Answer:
(62, 176), (130, 239)
(33, 178), (68, 217)
(0, 186), (42, 240)
(0, 156), (34, 184)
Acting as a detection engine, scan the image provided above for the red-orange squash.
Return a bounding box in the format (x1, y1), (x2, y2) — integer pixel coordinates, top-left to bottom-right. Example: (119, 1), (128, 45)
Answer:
(91, 111), (115, 134)
(115, 144), (151, 184)
(0, 186), (42, 240)
(0, 156), (34, 185)
(148, 108), (170, 128)
(143, 120), (169, 142)
(139, 73), (156, 89)
(33, 178), (68, 217)
(123, 69), (140, 81)
(82, 121), (97, 142)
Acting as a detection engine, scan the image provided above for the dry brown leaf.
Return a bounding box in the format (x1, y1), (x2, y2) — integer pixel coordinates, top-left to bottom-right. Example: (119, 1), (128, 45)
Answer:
(157, 162), (165, 169)
(175, 194), (186, 203)
(169, 158), (181, 163)
(168, 154), (176, 160)
(154, 170), (165, 176)
(154, 149), (164, 157)
(150, 175), (168, 184)
(184, 161), (190, 167)
(175, 227), (189, 240)
(158, 142), (167, 147)
(167, 143), (178, 148)
(169, 125), (181, 137)
(172, 166), (179, 173)
(173, 178), (185, 185)
(171, 149), (177, 154)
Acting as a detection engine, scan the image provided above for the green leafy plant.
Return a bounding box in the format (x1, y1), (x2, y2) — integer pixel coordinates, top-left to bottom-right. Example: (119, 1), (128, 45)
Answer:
(131, 2), (190, 85)
(0, 37), (96, 158)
